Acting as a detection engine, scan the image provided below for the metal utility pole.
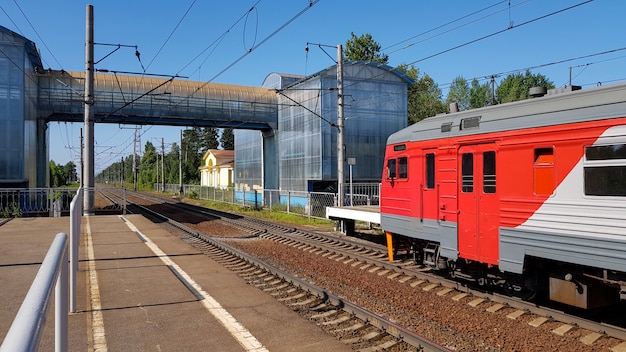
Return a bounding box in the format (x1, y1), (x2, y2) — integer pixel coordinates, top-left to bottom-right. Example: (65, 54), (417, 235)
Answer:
(83, 4), (95, 215)
(133, 127), (138, 191)
(133, 126), (141, 191)
(336, 44), (345, 207)
(161, 138), (165, 192)
(80, 128), (84, 189)
(179, 129), (183, 195)
(155, 150), (159, 190)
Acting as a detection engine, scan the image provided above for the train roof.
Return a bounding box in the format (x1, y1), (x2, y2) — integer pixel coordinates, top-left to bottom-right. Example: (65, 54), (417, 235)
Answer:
(387, 81), (626, 145)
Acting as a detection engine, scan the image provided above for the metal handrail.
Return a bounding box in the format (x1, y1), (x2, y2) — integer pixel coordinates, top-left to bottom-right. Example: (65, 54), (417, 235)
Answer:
(69, 189), (83, 312)
(0, 233), (69, 352)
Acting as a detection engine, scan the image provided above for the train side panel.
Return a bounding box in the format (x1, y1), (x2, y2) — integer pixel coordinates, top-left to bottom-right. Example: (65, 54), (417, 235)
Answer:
(500, 123), (626, 273)
(381, 82), (626, 276)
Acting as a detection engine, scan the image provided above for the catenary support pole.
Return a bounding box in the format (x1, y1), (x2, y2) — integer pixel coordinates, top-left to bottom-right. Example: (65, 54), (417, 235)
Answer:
(336, 44), (345, 207)
(179, 129), (183, 195)
(83, 4), (95, 215)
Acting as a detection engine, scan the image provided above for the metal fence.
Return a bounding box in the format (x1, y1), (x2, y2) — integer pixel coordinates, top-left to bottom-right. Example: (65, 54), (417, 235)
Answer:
(156, 183), (380, 220)
(0, 188), (79, 217)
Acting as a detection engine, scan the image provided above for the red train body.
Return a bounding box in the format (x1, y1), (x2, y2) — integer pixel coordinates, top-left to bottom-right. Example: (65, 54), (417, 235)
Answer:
(380, 83), (626, 308)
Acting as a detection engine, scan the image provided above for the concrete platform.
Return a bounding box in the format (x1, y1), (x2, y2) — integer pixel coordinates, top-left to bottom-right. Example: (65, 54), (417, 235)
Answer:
(0, 215), (353, 351)
(326, 205), (380, 224)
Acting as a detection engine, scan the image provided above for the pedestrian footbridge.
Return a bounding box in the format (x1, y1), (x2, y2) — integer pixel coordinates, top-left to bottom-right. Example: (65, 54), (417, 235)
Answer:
(37, 70), (278, 130)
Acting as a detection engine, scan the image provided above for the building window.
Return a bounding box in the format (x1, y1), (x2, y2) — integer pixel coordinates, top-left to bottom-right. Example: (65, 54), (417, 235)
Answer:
(387, 158), (397, 179)
(398, 157), (408, 178)
(483, 151), (496, 193)
(425, 153), (435, 189)
(534, 148), (554, 196)
(584, 144), (626, 196)
(462, 153), (474, 193)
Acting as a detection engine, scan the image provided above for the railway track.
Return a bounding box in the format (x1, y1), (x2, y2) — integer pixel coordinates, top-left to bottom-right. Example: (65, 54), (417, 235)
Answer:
(101, 188), (448, 351)
(102, 188), (626, 351)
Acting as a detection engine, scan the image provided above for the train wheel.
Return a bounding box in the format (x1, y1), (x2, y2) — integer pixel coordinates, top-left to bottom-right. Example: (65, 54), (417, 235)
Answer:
(504, 283), (536, 301)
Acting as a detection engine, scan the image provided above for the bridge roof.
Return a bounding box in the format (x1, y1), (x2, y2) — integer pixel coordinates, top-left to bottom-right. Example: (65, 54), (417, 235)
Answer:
(0, 26), (43, 71)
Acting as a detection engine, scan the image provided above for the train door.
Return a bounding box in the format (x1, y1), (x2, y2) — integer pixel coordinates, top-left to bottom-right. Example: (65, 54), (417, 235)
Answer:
(421, 149), (437, 221)
(458, 144), (499, 265)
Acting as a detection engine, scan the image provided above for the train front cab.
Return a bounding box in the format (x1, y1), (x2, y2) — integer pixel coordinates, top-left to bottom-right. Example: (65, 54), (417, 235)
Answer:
(382, 141), (500, 268)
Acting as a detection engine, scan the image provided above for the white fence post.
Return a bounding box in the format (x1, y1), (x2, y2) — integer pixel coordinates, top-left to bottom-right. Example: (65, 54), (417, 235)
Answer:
(69, 188), (83, 313)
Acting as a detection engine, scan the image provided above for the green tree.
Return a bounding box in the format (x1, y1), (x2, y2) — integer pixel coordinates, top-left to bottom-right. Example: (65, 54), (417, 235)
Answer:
(397, 63), (446, 124)
(49, 161), (62, 187)
(138, 142), (157, 188)
(220, 128), (234, 150)
(446, 76), (470, 111)
(344, 32), (388, 64)
(469, 78), (493, 109)
(181, 127), (219, 184)
(199, 127), (219, 151)
(50, 160), (77, 187)
(165, 143), (180, 184)
(496, 70), (555, 104)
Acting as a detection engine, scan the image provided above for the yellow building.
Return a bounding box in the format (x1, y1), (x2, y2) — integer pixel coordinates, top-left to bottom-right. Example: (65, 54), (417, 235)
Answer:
(199, 149), (234, 188)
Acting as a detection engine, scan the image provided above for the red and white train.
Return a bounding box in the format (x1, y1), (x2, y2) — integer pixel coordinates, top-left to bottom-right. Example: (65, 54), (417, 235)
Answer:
(380, 82), (626, 308)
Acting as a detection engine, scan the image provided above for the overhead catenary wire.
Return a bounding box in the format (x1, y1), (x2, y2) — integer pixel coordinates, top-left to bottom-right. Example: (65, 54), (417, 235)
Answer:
(383, 0), (513, 54)
(170, 0), (320, 112)
(283, 0), (597, 122)
(176, 0), (263, 78)
(145, 0), (198, 72)
(11, 0), (63, 70)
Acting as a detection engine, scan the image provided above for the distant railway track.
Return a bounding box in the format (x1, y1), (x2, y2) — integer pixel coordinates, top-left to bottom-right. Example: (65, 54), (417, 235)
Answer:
(100, 188), (626, 351)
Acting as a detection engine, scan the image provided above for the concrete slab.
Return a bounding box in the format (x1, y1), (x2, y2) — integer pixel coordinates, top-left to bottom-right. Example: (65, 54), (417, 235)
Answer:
(0, 215), (354, 351)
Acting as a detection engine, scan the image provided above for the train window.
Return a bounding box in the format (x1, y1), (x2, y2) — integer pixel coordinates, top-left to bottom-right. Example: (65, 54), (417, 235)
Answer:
(584, 144), (626, 196)
(462, 153), (474, 192)
(534, 148), (554, 196)
(483, 151), (496, 193)
(394, 144), (407, 152)
(460, 116), (480, 130)
(387, 158), (397, 179)
(398, 157), (408, 178)
(426, 153), (435, 189)
(586, 144), (626, 160)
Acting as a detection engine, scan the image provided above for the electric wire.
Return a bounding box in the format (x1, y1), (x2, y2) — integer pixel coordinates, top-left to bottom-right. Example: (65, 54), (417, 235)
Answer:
(284, 0), (596, 124)
(406, 1), (593, 67)
(170, 0), (320, 112)
(11, 0), (63, 69)
(0, 5), (25, 36)
(176, 0), (262, 77)
(145, 0), (197, 72)
(383, 0), (512, 54)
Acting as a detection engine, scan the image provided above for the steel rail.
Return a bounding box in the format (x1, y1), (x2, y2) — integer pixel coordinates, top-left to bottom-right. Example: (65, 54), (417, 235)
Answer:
(116, 190), (450, 352)
(113, 188), (626, 343)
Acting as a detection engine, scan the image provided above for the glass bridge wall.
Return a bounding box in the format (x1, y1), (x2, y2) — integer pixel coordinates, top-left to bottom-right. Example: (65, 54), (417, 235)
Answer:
(235, 64), (409, 203)
(0, 27), (43, 188)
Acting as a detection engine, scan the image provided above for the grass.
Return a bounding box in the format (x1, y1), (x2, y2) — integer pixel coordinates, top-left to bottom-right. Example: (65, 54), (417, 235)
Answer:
(164, 193), (339, 232)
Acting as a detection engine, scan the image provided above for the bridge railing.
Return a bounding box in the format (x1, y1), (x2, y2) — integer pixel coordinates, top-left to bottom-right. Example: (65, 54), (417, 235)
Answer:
(0, 189), (82, 351)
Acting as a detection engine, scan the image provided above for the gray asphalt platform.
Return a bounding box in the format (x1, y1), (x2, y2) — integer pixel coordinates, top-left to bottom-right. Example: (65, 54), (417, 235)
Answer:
(0, 215), (353, 351)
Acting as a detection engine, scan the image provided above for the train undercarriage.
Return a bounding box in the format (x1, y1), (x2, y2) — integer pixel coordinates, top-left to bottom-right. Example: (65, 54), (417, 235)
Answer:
(388, 234), (626, 309)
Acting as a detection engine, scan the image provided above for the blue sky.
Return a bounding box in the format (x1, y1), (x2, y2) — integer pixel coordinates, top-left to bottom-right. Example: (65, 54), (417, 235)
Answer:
(2, 0), (625, 173)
